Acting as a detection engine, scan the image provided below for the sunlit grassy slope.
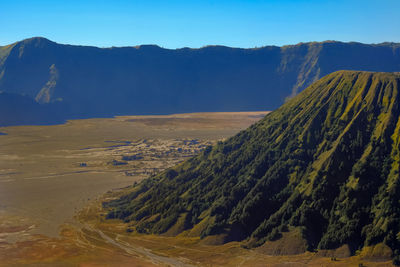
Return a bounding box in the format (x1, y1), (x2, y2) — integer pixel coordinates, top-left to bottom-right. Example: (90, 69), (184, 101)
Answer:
(106, 71), (400, 262)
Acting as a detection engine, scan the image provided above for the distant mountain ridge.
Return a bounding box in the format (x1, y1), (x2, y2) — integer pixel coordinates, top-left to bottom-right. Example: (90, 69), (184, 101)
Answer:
(0, 37), (399, 125)
(105, 71), (400, 263)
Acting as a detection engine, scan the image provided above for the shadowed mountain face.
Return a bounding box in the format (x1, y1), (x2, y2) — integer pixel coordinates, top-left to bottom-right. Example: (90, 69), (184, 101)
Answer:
(0, 38), (399, 125)
(0, 92), (67, 126)
(105, 71), (400, 261)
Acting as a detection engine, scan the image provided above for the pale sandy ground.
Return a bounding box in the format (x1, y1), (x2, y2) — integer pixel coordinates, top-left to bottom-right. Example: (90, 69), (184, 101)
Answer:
(0, 112), (267, 240)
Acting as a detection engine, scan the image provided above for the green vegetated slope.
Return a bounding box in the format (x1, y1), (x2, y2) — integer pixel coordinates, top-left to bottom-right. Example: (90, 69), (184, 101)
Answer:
(0, 37), (399, 124)
(106, 71), (400, 260)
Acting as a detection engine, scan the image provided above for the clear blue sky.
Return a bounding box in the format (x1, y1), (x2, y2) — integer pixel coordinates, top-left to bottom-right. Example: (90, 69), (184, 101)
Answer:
(1, 0), (399, 48)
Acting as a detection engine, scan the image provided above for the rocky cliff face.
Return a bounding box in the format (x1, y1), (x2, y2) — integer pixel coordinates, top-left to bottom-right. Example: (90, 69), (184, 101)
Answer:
(0, 38), (399, 124)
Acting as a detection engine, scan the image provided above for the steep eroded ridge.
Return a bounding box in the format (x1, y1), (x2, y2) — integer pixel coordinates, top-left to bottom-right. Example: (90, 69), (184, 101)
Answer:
(105, 71), (400, 262)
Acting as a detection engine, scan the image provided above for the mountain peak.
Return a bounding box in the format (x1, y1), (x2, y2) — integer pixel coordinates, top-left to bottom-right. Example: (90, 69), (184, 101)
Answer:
(105, 70), (400, 262)
(21, 36), (54, 45)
